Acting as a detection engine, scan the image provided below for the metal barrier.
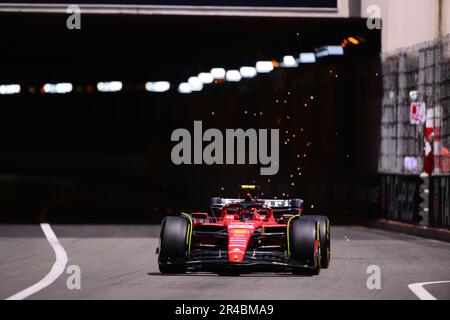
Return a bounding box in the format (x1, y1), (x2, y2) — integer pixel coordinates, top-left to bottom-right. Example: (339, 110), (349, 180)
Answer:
(379, 34), (450, 176)
(380, 174), (422, 224)
(429, 176), (450, 228)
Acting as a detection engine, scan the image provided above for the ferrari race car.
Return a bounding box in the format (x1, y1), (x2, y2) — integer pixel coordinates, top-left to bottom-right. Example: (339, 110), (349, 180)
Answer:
(157, 185), (330, 275)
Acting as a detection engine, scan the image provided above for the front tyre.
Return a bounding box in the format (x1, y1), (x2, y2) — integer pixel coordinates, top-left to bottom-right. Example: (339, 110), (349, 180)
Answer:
(158, 216), (189, 273)
(289, 216), (321, 275)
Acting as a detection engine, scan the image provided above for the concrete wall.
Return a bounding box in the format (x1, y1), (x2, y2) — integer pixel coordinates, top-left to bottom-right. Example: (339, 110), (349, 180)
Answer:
(361, 0), (449, 53)
(442, 0), (450, 36)
(0, 0), (447, 53)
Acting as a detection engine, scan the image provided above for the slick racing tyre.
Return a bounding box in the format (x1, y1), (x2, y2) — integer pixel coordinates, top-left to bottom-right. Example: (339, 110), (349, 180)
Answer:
(158, 216), (189, 273)
(289, 216), (321, 275)
(304, 215), (330, 268)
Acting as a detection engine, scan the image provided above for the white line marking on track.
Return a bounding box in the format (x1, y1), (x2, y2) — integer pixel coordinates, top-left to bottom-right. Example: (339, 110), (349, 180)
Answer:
(408, 281), (450, 300)
(5, 223), (68, 300)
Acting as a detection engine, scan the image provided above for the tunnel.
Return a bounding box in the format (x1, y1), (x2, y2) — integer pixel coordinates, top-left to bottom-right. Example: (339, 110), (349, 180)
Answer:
(0, 12), (381, 223)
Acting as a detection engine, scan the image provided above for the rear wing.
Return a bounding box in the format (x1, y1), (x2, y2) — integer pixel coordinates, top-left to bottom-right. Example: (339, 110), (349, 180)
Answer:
(210, 197), (303, 210)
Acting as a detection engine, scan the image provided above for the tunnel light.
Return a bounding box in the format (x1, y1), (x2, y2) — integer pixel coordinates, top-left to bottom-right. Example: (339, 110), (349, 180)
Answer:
(315, 46), (344, 58)
(239, 66), (257, 78)
(328, 46), (345, 55)
(210, 68), (226, 80)
(43, 82), (73, 94)
(347, 37), (360, 45)
(299, 53), (316, 64)
(0, 84), (21, 95)
(280, 55), (298, 68)
(256, 61), (274, 73)
(178, 82), (192, 94)
(225, 70), (241, 82)
(145, 81), (170, 93)
(198, 72), (214, 84)
(97, 81), (122, 92)
(188, 77), (203, 91)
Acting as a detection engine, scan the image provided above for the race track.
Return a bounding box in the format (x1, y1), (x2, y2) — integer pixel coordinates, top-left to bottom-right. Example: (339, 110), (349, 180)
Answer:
(1, 223), (449, 300)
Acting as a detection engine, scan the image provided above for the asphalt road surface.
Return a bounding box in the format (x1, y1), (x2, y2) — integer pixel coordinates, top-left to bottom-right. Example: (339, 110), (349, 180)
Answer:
(1, 223), (449, 300)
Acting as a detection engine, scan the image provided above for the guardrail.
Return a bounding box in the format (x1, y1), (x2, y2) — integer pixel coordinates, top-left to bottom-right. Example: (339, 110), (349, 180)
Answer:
(429, 176), (450, 228)
(380, 174), (422, 224)
(381, 173), (449, 229)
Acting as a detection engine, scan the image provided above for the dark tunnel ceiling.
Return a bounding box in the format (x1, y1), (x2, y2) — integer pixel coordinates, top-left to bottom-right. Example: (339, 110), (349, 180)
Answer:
(0, 13), (380, 83)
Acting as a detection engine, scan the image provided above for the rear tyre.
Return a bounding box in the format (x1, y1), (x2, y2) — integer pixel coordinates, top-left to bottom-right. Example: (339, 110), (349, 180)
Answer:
(289, 216), (321, 275)
(304, 215), (330, 268)
(158, 216), (189, 274)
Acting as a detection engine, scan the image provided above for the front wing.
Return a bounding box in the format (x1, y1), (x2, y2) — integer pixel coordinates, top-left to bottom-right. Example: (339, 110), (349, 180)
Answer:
(165, 248), (316, 272)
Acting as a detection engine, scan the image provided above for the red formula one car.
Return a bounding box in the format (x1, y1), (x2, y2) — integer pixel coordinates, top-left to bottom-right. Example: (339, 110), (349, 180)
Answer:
(157, 185), (330, 275)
